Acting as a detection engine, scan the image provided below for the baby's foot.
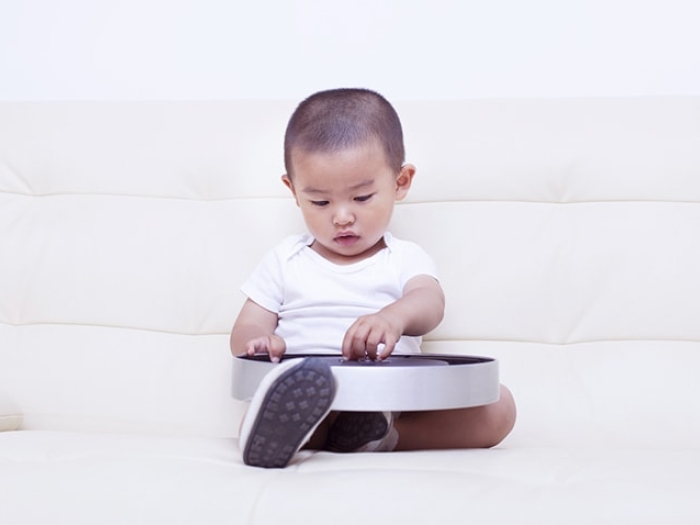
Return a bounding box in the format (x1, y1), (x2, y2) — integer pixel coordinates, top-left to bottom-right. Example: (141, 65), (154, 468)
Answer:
(239, 357), (336, 468)
(324, 411), (398, 452)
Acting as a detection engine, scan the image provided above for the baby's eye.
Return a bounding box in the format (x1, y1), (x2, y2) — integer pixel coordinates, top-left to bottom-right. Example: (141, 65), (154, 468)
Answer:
(311, 200), (329, 207)
(354, 194), (374, 203)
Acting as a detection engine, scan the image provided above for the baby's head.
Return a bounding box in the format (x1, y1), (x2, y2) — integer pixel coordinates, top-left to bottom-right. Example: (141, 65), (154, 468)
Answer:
(281, 88), (415, 264)
(284, 88), (405, 177)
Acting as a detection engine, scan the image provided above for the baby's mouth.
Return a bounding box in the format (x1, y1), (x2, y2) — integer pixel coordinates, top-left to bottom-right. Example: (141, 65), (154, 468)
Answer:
(334, 233), (359, 246)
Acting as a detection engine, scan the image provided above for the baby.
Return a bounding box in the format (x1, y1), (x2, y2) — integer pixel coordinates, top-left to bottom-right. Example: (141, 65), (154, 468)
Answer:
(230, 88), (516, 468)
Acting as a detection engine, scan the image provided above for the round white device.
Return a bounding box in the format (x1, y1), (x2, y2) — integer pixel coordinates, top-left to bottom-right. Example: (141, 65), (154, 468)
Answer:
(232, 354), (499, 411)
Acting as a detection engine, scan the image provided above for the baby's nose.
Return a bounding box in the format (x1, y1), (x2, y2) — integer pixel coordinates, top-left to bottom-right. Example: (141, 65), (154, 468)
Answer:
(333, 207), (354, 225)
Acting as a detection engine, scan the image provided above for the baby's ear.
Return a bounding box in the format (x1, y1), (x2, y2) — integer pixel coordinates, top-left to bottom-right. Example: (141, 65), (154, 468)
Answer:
(395, 164), (416, 201)
(281, 174), (299, 205)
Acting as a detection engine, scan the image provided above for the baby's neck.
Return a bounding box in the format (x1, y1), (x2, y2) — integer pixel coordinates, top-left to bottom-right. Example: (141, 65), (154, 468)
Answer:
(310, 237), (387, 265)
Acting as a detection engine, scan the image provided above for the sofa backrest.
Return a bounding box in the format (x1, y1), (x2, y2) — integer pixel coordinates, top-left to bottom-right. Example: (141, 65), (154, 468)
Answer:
(1, 99), (699, 446)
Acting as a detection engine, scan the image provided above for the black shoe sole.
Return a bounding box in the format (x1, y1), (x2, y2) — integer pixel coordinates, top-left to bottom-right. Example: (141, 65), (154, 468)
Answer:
(243, 358), (336, 468)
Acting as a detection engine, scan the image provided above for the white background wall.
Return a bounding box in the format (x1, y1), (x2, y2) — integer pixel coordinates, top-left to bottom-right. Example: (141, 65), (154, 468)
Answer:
(1, 0), (699, 101)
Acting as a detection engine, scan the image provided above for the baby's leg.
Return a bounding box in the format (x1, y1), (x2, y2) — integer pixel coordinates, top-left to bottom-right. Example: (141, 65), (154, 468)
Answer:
(394, 385), (516, 450)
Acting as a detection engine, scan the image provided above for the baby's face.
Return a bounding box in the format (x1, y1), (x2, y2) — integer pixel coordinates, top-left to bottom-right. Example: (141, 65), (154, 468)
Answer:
(283, 141), (414, 264)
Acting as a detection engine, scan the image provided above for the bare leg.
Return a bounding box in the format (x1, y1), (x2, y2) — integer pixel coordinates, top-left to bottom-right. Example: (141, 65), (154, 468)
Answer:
(305, 385), (515, 451)
(394, 385), (516, 450)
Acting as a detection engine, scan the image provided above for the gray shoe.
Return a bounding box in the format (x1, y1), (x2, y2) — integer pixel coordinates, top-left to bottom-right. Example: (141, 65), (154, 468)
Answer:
(239, 358), (336, 468)
(324, 411), (393, 452)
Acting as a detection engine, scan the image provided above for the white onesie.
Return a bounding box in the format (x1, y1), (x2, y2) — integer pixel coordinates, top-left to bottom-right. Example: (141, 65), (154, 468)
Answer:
(241, 232), (439, 355)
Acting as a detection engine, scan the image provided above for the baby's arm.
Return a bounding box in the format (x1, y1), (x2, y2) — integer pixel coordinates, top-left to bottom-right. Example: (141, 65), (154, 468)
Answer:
(230, 299), (286, 363)
(342, 275), (445, 361)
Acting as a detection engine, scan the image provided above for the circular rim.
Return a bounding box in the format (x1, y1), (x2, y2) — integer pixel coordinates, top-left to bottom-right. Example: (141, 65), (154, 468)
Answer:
(232, 354), (499, 411)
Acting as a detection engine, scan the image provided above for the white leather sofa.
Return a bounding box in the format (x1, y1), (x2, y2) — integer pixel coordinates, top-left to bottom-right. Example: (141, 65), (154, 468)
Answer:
(2, 98), (699, 524)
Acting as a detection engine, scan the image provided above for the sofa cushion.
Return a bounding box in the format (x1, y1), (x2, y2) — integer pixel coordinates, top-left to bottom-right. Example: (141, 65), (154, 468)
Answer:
(2, 431), (700, 525)
(0, 389), (22, 431)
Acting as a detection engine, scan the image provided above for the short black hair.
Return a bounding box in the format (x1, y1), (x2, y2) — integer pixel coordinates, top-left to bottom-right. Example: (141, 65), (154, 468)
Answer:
(284, 88), (405, 176)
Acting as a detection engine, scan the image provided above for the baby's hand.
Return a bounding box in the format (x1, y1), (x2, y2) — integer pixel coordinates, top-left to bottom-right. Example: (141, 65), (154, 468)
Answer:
(342, 312), (403, 361)
(243, 334), (286, 363)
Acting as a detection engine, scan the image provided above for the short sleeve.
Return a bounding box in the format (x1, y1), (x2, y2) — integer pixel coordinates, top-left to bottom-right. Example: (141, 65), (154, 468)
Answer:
(393, 238), (440, 289)
(240, 246), (286, 314)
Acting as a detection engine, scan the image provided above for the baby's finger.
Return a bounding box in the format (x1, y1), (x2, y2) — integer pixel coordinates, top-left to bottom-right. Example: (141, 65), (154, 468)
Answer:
(268, 335), (287, 363)
(377, 335), (397, 360)
(268, 347), (283, 364)
(244, 340), (261, 356)
(363, 330), (384, 360)
(244, 337), (275, 358)
(341, 326), (355, 360)
(342, 327), (366, 360)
